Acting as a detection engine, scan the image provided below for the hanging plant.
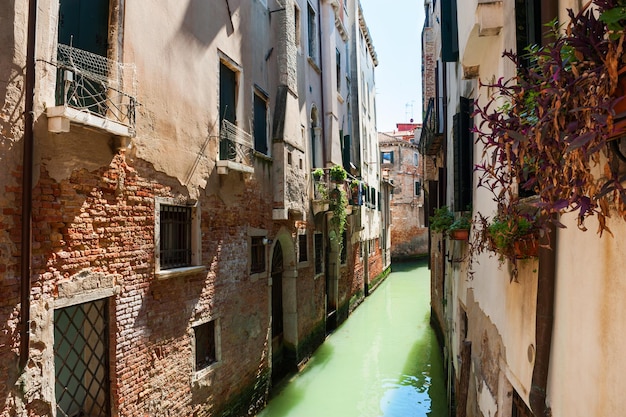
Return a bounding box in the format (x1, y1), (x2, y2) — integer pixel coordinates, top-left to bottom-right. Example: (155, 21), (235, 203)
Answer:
(430, 206), (455, 233)
(329, 187), (348, 239)
(473, 2), (626, 241)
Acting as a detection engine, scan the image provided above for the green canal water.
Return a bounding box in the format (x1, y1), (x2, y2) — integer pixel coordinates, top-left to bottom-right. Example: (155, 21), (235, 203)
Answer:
(257, 261), (447, 417)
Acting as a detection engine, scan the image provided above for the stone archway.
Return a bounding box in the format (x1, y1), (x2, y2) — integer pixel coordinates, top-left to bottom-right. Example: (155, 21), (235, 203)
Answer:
(270, 229), (298, 382)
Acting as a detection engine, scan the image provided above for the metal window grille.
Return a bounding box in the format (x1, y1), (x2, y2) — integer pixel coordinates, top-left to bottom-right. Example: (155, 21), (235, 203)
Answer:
(251, 237), (265, 274)
(54, 299), (110, 417)
(194, 320), (217, 371)
(298, 234), (308, 262)
(160, 205), (192, 270)
(314, 233), (323, 274)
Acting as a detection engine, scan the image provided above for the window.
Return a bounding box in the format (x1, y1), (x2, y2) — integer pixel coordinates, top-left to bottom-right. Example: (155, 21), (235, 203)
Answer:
(54, 299), (110, 417)
(381, 151), (394, 165)
(441, 0), (459, 62)
(515, 0), (542, 68)
(253, 92), (268, 155)
(251, 236), (266, 274)
(194, 320), (218, 371)
(413, 152), (419, 166)
(156, 199), (200, 275)
(307, 4), (318, 61)
(314, 233), (323, 274)
(220, 62), (237, 124)
(453, 97), (473, 211)
(415, 181), (421, 197)
(336, 48), (341, 91)
(160, 204), (192, 270)
(512, 389), (533, 417)
(298, 234), (308, 262)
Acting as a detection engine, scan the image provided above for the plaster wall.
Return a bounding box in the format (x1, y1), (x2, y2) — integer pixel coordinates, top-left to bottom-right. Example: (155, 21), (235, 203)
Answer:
(548, 212), (626, 417)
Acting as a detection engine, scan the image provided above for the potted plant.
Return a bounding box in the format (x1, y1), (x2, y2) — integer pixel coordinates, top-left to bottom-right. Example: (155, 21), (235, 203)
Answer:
(449, 212), (472, 241)
(486, 214), (538, 260)
(312, 168), (324, 181)
(329, 164), (347, 183)
(350, 179), (361, 205)
(430, 206), (454, 234)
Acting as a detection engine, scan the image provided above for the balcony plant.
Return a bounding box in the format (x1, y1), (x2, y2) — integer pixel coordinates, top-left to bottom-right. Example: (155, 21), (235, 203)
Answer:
(329, 164), (347, 183)
(449, 211), (472, 241)
(329, 187), (348, 240)
(474, 1), (626, 241)
(350, 179), (361, 205)
(430, 206), (454, 234)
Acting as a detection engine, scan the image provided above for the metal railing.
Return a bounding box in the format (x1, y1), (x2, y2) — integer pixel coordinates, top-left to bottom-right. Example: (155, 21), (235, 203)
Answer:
(54, 43), (137, 130)
(420, 97), (444, 155)
(219, 119), (254, 167)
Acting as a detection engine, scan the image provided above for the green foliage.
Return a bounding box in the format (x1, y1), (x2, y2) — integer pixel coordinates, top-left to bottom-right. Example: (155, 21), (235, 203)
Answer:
(487, 216), (533, 252)
(449, 211), (472, 231)
(329, 187), (348, 238)
(329, 164), (347, 182)
(430, 206), (454, 233)
(312, 168), (324, 180)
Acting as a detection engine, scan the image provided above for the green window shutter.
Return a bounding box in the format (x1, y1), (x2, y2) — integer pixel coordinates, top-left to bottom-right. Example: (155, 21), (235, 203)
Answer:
(441, 0), (459, 62)
(453, 97), (473, 211)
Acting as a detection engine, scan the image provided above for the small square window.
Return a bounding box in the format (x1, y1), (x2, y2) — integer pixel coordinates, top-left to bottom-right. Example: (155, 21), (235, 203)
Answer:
(298, 234), (308, 262)
(381, 151), (394, 164)
(194, 320), (217, 371)
(251, 237), (266, 274)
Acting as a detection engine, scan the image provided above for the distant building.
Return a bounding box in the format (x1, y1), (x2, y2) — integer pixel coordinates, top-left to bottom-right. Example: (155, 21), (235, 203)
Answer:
(379, 123), (428, 260)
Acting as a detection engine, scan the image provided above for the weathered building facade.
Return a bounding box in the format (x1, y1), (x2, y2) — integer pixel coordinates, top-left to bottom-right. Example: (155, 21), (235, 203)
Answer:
(422, 0), (626, 416)
(379, 124), (428, 260)
(0, 0), (388, 416)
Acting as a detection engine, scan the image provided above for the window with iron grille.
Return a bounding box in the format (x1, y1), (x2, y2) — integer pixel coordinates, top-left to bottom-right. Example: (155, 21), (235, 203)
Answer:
(160, 204), (192, 270)
(298, 233), (308, 262)
(251, 236), (265, 274)
(194, 320), (217, 371)
(314, 233), (323, 274)
(54, 299), (110, 417)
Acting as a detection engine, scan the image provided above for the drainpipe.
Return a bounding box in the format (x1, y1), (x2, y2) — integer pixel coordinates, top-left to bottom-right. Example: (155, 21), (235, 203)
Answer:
(20, 0), (38, 370)
(529, 221), (556, 417)
(317, 0), (327, 167)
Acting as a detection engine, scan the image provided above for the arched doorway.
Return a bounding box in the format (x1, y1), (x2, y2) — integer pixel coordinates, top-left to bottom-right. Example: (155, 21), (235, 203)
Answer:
(271, 241), (286, 383)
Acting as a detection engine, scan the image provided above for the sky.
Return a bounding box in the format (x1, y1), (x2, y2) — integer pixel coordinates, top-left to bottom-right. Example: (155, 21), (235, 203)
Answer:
(359, 0), (425, 133)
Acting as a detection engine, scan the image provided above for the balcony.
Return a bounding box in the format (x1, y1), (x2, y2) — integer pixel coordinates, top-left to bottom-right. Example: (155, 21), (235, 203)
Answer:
(311, 169), (359, 215)
(47, 44), (137, 138)
(216, 119), (254, 175)
(419, 98), (444, 155)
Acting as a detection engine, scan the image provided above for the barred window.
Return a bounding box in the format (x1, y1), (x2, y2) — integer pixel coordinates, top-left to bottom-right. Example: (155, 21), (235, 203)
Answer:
(160, 205), (192, 270)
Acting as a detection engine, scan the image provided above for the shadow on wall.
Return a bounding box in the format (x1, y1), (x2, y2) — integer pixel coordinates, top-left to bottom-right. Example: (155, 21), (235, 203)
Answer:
(0, 1), (23, 414)
(179, 0), (235, 48)
(0, 0), (24, 152)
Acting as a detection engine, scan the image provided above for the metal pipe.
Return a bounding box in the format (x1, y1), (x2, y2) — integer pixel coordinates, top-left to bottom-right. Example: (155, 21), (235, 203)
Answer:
(20, 0), (38, 370)
(529, 221), (556, 417)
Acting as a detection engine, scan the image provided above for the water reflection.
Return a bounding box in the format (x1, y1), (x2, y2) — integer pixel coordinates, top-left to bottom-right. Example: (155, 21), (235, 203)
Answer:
(258, 261), (446, 417)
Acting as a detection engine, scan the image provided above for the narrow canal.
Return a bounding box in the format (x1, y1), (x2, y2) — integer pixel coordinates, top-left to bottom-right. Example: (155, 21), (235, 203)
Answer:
(258, 260), (447, 417)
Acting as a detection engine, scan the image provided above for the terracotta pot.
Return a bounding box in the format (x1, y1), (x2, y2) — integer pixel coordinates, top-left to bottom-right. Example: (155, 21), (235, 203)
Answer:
(514, 234), (538, 259)
(449, 229), (470, 241)
(610, 69), (626, 139)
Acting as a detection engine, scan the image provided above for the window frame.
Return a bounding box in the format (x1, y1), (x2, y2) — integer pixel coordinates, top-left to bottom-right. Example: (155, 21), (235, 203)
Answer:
(298, 233), (308, 263)
(307, 3), (318, 63)
(192, 317), (221, 379)
(155, 198), (203, 279)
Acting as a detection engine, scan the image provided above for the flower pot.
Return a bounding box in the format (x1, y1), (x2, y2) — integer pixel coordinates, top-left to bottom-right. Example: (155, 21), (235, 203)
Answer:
(449, 229), (470, 241)
(514, 234), (538, 259)
(610, 69), (626, 139)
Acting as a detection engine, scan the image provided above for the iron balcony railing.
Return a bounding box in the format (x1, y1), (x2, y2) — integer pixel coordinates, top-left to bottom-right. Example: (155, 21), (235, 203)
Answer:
(420, 97), (444, 155)
(219, 119), (254, 167)
(54, 43), (137, 131)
